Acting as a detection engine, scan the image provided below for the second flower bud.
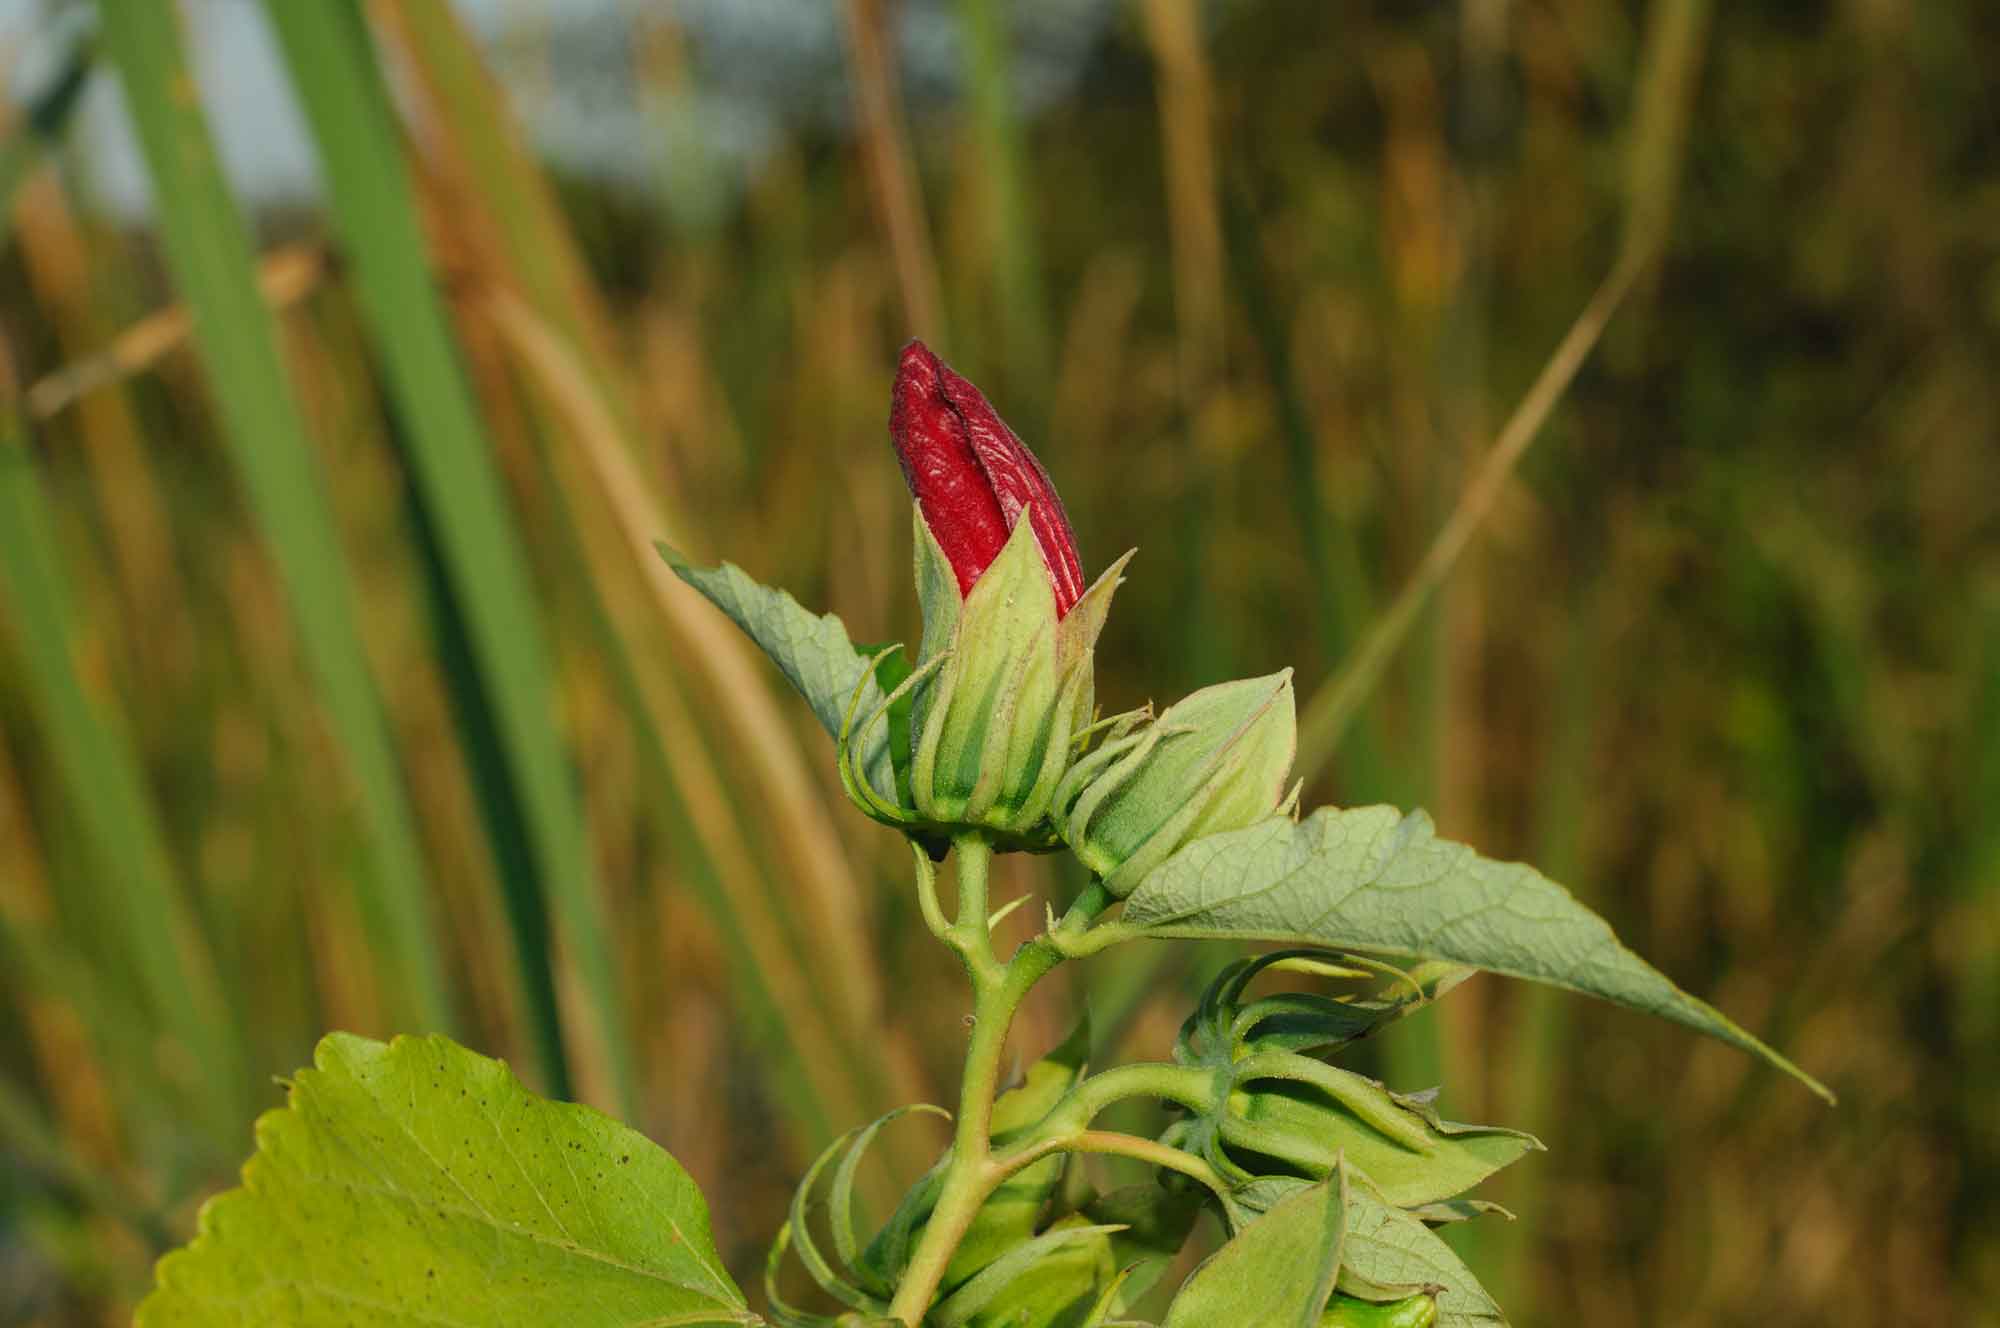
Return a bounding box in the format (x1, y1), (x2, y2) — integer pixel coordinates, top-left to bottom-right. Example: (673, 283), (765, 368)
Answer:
(1053, 670), (1299, 897)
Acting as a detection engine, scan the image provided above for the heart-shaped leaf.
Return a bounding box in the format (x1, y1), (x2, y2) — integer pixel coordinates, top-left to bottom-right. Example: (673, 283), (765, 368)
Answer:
(137, 1034), (757, 1327)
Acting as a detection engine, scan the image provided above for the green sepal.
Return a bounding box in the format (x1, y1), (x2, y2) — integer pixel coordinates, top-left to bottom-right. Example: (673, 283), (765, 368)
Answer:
(1402, 1198), (1513, 1226)
(778, 1130), (890, 1315)
(937, 1219), (1125, 1328)
(1162, 1169), (1347, 1327)
(853, 642), (917, 809)
(904, 506), (1130, 847)
(1057, 670), (1297, 897)
(1219, 1069), (1542, 1209)
(1322, 1292), (1440, 1327)
(913, 514), (1060, 828)
(1081, 1184), (1206, 1307)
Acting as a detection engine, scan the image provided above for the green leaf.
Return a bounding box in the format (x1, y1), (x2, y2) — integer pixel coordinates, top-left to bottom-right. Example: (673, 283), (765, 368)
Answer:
(662, 546), (895, 801)
(1339, 1186), (1499, 1328)
(137, 1034), (758, 1327)
(1121, 807), (1832, 1102)
(1164, 1172), (1346, 1328)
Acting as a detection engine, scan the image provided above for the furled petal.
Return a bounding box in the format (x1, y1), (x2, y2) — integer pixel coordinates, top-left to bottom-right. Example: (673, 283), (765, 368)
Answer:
(932, 356), (1087, 615)
(890, 341), (1011, 597)
(890, 340), (1086, 616)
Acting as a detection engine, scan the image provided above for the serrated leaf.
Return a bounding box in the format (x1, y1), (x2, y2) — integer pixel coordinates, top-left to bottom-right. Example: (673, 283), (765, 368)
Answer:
(1122, 807), (1832, 1102)
(1164, 1172), (1345, 1328)
(1340, 1186), (1499, 1328)
(138, 1033), (758, 1327)
(661, 545), (895, 802)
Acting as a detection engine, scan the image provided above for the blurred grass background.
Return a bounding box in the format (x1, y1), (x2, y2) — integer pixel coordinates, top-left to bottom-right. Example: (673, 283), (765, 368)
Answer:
(0, 1), (1994, 1324)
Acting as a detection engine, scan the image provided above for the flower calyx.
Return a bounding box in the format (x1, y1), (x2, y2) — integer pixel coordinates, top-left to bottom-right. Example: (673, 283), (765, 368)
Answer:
(1053, 670), (1299, 897)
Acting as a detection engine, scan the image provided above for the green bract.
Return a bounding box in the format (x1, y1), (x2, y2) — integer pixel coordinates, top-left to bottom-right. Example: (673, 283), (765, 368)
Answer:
(868, 506), (1127, 847)
(1054, 669), (1298, 896)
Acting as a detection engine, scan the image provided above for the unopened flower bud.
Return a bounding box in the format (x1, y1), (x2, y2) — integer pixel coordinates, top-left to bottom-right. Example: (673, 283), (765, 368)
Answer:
(1053, 671), (1297, 896)
(845, 341), (1128, 845)
(890, 340), (1085, 615)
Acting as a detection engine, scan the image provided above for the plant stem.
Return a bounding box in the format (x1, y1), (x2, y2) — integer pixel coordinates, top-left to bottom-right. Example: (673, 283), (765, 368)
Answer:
(1049, 1060), (1217, 1128)
(887, 835), (1013, 1322)
(888, 846), (1142, 1322)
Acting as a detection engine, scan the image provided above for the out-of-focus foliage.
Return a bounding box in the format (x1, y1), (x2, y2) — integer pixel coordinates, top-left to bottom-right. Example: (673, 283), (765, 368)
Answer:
(0, 2), (1992, 1325)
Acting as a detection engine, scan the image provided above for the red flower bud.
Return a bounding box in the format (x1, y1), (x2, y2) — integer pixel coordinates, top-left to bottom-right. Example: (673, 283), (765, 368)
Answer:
(890, 340), (1086, 616)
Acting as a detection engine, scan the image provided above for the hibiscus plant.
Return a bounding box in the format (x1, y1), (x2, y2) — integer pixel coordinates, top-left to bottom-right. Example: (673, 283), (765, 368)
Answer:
(134, 343), (1829, 1327)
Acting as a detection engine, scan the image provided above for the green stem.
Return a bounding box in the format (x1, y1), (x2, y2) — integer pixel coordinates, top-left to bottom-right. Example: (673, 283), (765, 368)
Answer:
(888, 835), (1016, 1322)
(888, 850), (1132, 1323)
(1047, 1060), (1217, 1129)
(1033, 1130), (1242, 1225)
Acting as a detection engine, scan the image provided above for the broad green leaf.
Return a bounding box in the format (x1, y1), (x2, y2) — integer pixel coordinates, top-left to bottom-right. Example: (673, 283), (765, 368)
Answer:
(662, 546), (895, 801)
(1164, 1173), (1345, 1328)
(1121, 807), (1832, 1102)
(1339, 1187), (1499, 1328)
(137, 1034), (757, 1327)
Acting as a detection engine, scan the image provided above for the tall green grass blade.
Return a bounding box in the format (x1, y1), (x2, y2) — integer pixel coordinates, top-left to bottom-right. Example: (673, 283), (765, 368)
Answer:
(0, 416), (245, 1140)
(92, 0), (454, 1037)
(380, 3), (925, 1147)
(1221, 175), (1400, 806)
(379, 0), (623, 398)
(527, 448), (836, 1144)
(1486, 575), (1605, 1310)
(957, 0), (1050, 403)
(263, 0), (637, 1114)
(396, 444), (570, 1102)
